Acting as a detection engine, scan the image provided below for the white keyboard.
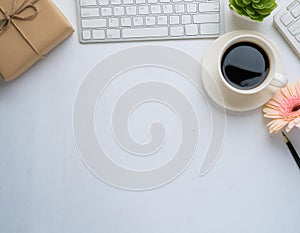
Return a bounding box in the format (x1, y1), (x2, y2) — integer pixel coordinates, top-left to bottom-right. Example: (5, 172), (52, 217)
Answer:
(274, 0), (300, 58)
(76, 0), (224, 43)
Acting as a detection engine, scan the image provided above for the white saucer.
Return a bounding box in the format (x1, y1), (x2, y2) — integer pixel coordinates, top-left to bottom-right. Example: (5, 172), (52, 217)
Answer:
(202, 30), (284, 112)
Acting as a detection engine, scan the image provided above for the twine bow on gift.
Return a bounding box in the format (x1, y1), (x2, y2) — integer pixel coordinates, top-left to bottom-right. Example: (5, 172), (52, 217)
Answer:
(0, 0), (42, 56)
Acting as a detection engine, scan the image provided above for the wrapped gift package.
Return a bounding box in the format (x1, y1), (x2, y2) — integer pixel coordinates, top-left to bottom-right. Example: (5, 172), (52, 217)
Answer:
(0, 0), (74, 81)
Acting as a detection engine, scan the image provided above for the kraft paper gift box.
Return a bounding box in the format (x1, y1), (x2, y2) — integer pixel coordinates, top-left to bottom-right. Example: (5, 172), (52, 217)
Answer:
(0, 0), (74, 81)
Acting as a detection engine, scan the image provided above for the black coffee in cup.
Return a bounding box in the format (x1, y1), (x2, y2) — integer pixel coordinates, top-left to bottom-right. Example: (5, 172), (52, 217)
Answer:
(221, 42), (269, 90)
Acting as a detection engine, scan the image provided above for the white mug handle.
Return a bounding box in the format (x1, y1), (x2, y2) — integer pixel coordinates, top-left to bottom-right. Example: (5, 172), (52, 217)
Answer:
(269, 72), (288, 88)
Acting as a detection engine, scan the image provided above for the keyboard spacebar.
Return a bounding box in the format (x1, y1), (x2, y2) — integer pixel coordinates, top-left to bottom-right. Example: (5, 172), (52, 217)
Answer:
(123, 27), (168, 38)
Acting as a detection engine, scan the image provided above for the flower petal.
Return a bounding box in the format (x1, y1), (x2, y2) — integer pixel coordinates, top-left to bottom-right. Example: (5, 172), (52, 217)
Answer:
(296, 80), (300, 93)
(263, 108), (280, 115)
(288, 120), (296, 130)
(263, 114), (282, 119)
(274, 121), (287, 130)
(286, 82), (297, 97)
(267, 119), (287, 132)
(280, 86), (292, 98)
(265, 99), (281, 107)
(272, 91), (285, 102)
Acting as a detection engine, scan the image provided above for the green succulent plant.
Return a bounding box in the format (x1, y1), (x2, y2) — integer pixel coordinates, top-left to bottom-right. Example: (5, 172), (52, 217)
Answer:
(229, 0), (277, 22)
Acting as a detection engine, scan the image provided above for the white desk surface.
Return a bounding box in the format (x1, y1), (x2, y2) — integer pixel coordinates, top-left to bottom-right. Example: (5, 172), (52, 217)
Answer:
(1, 0), (300, 232)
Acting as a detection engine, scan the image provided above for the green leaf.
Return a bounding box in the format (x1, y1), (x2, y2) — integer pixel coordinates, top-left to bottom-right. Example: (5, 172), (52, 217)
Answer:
(256, 8), (272, 15)
(263, 1), (276, 8)
(235, 0), (246, 7)
(245, 4), (256, 15)
(242, 0), (252, 5)
(252, 2), (265, 9)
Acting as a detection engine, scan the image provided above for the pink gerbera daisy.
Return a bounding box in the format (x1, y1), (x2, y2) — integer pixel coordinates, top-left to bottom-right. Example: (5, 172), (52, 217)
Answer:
(263, 81), (300, 133)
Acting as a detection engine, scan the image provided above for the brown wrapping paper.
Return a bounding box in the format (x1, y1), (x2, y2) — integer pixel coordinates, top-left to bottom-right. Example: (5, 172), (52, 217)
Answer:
(0, 0), (74, 81)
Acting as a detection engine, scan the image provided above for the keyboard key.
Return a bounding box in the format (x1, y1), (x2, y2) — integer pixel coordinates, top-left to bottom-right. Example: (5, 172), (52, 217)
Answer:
(107, 29), (121, 38)
(80, 0), (97, 6)
(126, 6), (137, 15)
(280, 13), (294, 26)
(288, 18), (300, 35)
(148, 0), (158, 3)
(82, 19), (106, 28)
(296, 34), (300, 42)
(139, 5), (149, 14)
(170, 26), (184, 36)
(98, 0), (109, 5)
(185, 24), (198, 35)
(200, 23), (219, 34)
(133, 17), (144, 26)
(123, 0), (134, 3)
(182, 15), (192, 24)
(187, 3), (197, 13)
(82, 30), (91, 39)
(170, 15), (180, 24)
(146, 16), (156, 25)
(163, 5), (173, 13)
(199, 2), (219, 12)
(160, 0), (171, 2)
(109, 18), (119, 27)
(111, 0), (121, 4)
(287, 0), (299, 11)
(81, 8), (100, 17)
(92, 30), (105, 39)
(291, 4), (300, 18)
(101, 7), (112, 16)
(114, 7), (125, 15)
(175, 4), (185, 13)
(158, 16), (168, 25)
(136, 0), (146, 3)
(123, 27), (168, 38)
(194, 13), (219, 23)
(151, 5), (161, 14)
(121, 17), (132, 26)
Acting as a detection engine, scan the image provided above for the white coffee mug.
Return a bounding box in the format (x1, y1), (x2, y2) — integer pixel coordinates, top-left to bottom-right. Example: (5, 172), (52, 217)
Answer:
(217, 34), (288, 95)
